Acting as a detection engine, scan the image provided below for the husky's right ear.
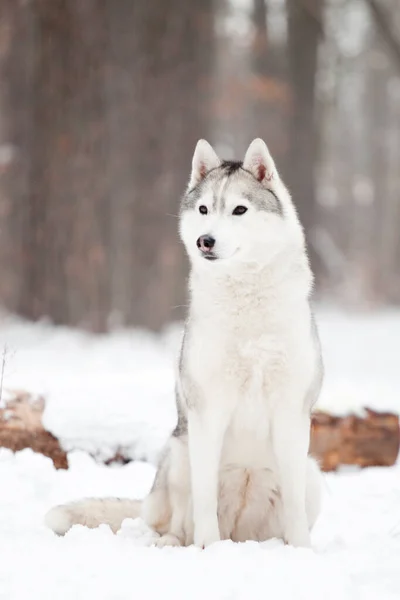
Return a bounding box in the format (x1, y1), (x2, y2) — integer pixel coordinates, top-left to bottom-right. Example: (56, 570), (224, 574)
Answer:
(188, 139), (220, 189)
(243, 138), (277, 185)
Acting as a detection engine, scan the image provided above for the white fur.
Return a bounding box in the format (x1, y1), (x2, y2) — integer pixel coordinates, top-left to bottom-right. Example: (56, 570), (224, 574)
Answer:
(44, 139), (322, 549)
(45, 498), (141, 535)
(177, 138), (320, 547)
(189, 139), (221, 189)
(180, 266), (317, 547)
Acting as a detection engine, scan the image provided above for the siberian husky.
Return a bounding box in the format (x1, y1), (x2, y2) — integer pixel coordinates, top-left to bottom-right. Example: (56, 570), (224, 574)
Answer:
(45, 139), (323, 548)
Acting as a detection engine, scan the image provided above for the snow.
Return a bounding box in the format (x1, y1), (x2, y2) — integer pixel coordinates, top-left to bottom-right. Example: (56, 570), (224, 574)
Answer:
(1, 308), (399, 462)
(317, 308), (400, 416)
(1, 448), (400, 599)
(0, 316), (180, 463)
(0, 308), (399, 599)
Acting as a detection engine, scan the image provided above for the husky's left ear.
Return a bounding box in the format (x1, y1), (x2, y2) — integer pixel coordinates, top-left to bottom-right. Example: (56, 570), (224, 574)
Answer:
(189, 139), (221, 189)
(243, 138), (277, 185)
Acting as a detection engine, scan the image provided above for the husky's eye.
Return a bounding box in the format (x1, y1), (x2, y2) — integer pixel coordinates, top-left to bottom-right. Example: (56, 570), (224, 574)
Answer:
(232, 205), (248, 216)
(199, 205), (208, 215)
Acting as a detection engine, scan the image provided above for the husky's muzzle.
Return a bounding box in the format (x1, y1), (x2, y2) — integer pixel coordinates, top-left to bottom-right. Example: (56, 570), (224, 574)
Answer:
(197, 235), (217, 260)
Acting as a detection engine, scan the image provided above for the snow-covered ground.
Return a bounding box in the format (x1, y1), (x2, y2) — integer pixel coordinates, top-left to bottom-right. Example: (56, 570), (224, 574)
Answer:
(1, 308), (399, 463)
(0, 309), (399, 599)
(0, 448), (399, 599)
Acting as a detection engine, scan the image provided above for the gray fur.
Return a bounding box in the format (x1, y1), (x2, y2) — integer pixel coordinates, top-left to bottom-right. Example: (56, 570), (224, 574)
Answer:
(307, 312), (324, 410)
(172, 386), (188, 437)
(182, 161), (282, 215)
(182, 185), (203, 211)
(172, 331), (189, 437)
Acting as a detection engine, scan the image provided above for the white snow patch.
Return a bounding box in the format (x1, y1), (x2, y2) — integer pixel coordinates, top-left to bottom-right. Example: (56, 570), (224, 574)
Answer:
(316, 308), (400, 416)
(0, 316), (181, 462)
(0, 309), (399, 462)
(0, 448), (400, 599)
(0, 309), (399, 598)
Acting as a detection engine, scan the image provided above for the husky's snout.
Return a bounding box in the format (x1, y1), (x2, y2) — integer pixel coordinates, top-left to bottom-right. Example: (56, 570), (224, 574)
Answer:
(196, 234), (217, 260)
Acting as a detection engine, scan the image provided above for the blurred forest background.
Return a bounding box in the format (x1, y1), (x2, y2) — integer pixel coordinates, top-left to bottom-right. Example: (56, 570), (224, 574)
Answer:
(0, 0), (399, 332)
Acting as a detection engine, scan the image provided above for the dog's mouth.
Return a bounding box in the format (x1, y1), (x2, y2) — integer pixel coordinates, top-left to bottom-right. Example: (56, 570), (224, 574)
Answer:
(203, 253), (218, 261)
(199, 249), (240, 262)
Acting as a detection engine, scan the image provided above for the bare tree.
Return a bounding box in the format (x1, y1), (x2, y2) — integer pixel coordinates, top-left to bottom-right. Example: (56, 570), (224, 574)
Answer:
(286, 0), (324, 279)
(364, 0), (400, 302)
(250, 0), (290, 171)
(0, 0), (214, 331)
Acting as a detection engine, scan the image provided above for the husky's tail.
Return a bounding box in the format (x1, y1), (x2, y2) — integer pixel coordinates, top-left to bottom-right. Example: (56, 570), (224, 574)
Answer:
(45, 498), (142, 535)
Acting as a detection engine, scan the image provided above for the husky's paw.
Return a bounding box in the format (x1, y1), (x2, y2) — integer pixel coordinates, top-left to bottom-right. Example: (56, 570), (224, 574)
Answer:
(194, 519), (221, 548)
(155, 533), (181, 548)
(284, 522), (311, 548)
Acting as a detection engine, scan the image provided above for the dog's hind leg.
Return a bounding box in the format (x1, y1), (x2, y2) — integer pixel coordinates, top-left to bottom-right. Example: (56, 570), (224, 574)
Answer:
(144, 436), (191, 548)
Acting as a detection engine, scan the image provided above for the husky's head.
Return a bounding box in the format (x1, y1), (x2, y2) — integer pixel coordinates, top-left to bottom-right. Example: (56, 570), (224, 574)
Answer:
(180, 139), (304, 271)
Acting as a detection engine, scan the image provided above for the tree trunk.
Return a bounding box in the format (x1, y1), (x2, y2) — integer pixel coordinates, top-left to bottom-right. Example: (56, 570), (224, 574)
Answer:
(105, 0), (214, 329)
(250, 0), (290, 170)
(286, 0), (324, 280)
(0, 0), (214, 331)
(0, 1), (37, 316)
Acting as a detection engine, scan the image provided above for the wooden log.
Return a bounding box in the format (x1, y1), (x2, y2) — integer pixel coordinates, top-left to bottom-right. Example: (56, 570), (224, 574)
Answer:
(0, 392), (68, 469)
(0, 393), (398, 472)
(310, 409), (400, 471)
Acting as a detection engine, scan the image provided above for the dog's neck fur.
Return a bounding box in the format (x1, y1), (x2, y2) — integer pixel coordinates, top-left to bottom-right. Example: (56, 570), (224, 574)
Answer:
(188, 242), (313, 324)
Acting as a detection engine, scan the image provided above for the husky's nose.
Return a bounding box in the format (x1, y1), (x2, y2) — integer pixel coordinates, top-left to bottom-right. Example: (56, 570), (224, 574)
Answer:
(196, 235), (215, 253)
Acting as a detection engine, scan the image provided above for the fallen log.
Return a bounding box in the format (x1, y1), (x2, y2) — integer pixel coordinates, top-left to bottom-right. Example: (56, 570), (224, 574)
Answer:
(0, 393), (398, 472)
(0, 392), (68, 469)
(310, 408), (400, 471)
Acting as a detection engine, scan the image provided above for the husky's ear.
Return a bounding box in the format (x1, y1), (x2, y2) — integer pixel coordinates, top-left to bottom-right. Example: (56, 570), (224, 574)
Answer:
(243, 138), (277, 184)
(189, 139), (220, 189)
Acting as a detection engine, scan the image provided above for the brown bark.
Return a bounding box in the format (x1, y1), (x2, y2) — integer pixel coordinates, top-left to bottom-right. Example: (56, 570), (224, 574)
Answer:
(310, 409), (400, 471)
(0, 392), (68, 469)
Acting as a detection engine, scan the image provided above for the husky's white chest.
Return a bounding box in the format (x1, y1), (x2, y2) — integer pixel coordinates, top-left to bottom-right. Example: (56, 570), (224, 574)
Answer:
(186, 321), (290, 467)
(186, 314), (295, 401)
(183, 273), (315, 471)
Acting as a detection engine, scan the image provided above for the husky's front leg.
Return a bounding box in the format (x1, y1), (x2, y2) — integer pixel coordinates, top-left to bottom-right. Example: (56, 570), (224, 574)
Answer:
(273, 403), (311, 548)
(188, 406), (230, 548)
